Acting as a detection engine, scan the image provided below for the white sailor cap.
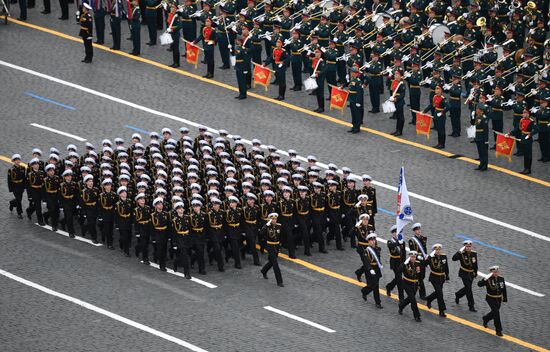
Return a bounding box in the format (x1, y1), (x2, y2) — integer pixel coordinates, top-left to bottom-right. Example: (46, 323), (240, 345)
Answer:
(190, 183), (201, 191)
(408, 250), (418, 256)
(312, 181), (323, 188)
(267, 145), (277, 152)
(32, 148), (42, 155)
(117, 152), (129, 158)
(327, 180), (338, 186)
(214, 143), (225, 150)
(155, 188), (167, 195)
(153, 197), (164, 206)
(208, 179), (220, 186)
(264, 190), (275, 197)
(342, 167), (352, 173)
(66, 144), (77, 152)
(136, 182), (148, 189)
(11, 154), (21, 161)
(325, 170), (335, 176)
(204, 131), (213, 138)
(161, 128), (172, 134)
(114, 138), (124, 144)
(261, 173), (272, 180)
(432, 243), (442, 249)
(119, 174), (131, 181)
(390, 225), (397, 233)
(412, 223), (422, 230)
(367, 233), (377, 241)
(362, 174), (372, 181)
(102, 178), (113, 185)
(119, 162), (130, 170)
(64, 160), (74, 167)
(224, 185), (236, 193)
(218, 129), (228, 135)
(327, 163), (338, 170)
(173, 202), (185, 210)
(45, 164), (56, 172)
(140, 174), (151, 182)
(49, 154), (60, 161)
(84, 157), (95, 164)
(225, 166), (237, 174)
(100, 162), (111, 169)
(83, 2), (92, 9)
(298, 185), (309, 192)
(80, 166), (91, 173)
(191, 199), (203, 207)
(308, 171), (319, 177)
(357, 194), (368, 201)
(251, 138), (261, 145)
(307, 155), (317, 162)
(135, 193), (146, 201)
(155, 162), (166, 169)
(131, 133), (142, 140)
(242, 182), (253, 188)
(157, 170), (168, 178)
(171, 196), (183, 203)
(68, 151), (79, 159)
(359, 213), (370, 220)
(232, 134), (241, 141)
(101, 139), (112, 147)
(246, 193), (257, 200)
(488, 265), (499, 272)
(83, 174), (94, 183)
(228, 196), (239, 203)
(102, 146), (113, 154)
(268, 212), (279, 218)
(292, 174), (303, 180)
(282, 186), (293, 193)
(62, 170), (73, 177)
(277, 177), (289, 184)
(179, 127), (189, 133)
(171, 176), (183, 184)
(463, 240), (473, 245)
(260, 179), (272, 186)
(226, 177), (238, 184)
(117, 186), (127, 195)
(173, 186), (184, 193)
(346, 176), (356, 183)
(102, 170), (113, 177)
(85, 142), (95, 149)
(155, 180), (166, 187)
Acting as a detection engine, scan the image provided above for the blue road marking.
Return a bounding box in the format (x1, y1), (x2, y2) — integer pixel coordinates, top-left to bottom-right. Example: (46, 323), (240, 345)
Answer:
(378, 207), (396, 216)
(24, 91), (76, 110)
(455, 234), (527, 259)
(125, 124), (151, 134)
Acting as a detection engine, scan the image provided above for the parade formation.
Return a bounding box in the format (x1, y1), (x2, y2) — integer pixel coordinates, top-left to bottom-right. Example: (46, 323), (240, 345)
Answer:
(7, 128), (508, 336)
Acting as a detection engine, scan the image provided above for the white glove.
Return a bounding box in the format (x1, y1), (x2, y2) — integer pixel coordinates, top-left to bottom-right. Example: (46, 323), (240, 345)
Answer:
(228, 44), (232, 49)
(402, 54), (410, 62)
(459, 246), (465, 253)
(321, 47), (326, 52)
(345, 74), (349, 82)
(369, 269), (375, 275)
(531, 88), (538, 96)
(284, 38), (292, 45)
(521, 63), (528, 69)
(278, 63), (283, 68)
(386, 67), (393, 76)
(76, 10), (80, 16)
(369, 42), (375, 48)
(437, 112), (442, 117)
(294, 23), (301, 29)
(486, 94), (493, 101)
(417, 255), (424, 260)
(463, 12), (468, 18)
(172, 246), (177, 250)
(389, 97), (395, 102)
(530, 107), (539, 113)
(505, 99), (514, 106)
(341, 214), (346, 219)
(267, 219), (273, 226)
(443, 83), (451, 91)
(356, 103), (361, 107)
(466, 71), (473, 78)
(426, 61), (433, 68)
(443, 64), (450, 71)
(398, 239), (404, 244)
(332, 37), (338, 42)
(471, 110), (475, 118)
(404, 71), (411, 78)
(349, 38), (355, 43)
(508, 84), (516, 92)
(429, 250), (436, 257)
(529, 28), (535, 34)
(425, 78), (432, 85)
(365, 63), (371, 69)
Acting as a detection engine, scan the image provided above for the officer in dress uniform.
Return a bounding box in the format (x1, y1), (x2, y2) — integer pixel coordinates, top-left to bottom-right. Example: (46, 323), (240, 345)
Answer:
(172, 201), (192, 278)
(26, 158), (46, 225)
(408, 222), (427, 299)
(145, 0), (161, 45)
(478, 266), (507, 336)
(347, 66), (364, 133)
(233, 36), (250, 99)
(367, 51), (383, 113)
(79, 3), (94, 63)
(116, 186), (134, 255)
(386, 224), (405, 301)
(8, 154), (26, 219)
(390, 69), (406, 136)
(452, 239), (478, 312)
(129, 0), (141, 56)
(99, 178), (117, 247)
(424, 243), (449, 317)
(81, 174), (100, 243)
(167, 4), (182, 67)
(398, 251), (422, 322)
(471, 105), (490, 171)
(134, 193), (152, 264)
(511, 108), (538, 174)
(260, 213), (284, 287)
(43, 164), (61, 231)
(109, 0), (124, 50)
(288, 30), (304, 91)
(446, 74), (462, 137)
(423, 85), (448, 149)
(352, 213), (371, 281)
(59, 170), (79, 237)
(535, 97), (550, 162)
(151, 196), (171, 271)
(360, 233), (383, 309)
(312, 48), (327, 113)
(194, 17), (217, 78)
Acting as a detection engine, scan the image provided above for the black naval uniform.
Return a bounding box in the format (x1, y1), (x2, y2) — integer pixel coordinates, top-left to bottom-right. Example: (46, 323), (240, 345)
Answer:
(295, 194), (312, 256)
(478, 274), (507, 336)
(260, 221), (283, 286)
(151, 208), (171, 270)
(408, 234), (428, 299)
(172, 213), (192, 277)
(44, 173), (62, 230)
(398, 258), (421, 321)
(79, 10), (94, 62)
(116, 197), (134, 255)
(27, 168), (46, 225)
(207, 207), (226, 271)
(8, 163), (27, 217)
(279, 198), (296, 258)
(360, 244), (383, 307)
(424, 252), (450, 315)
(452, 249), (478, 310)
(386, 236), (406, 301)
(60, 179), (79, 237)
(99, 190), (117, 246)
(81, 186), (100, 242)
(190, 210), (208, 273)
(242, 203), (260, 265)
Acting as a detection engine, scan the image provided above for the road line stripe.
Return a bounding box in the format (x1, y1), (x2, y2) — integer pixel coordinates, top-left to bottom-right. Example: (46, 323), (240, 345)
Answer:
(0, 268), (209, 352)
(35, 223), (103, 247)
(1, 62), (547, 245)
(371, 237), (543, 297)
(125, 124), (152, 134)
(455, 234), (527, 259)
(24, 91), (76, 110)
(272, 251), (549, 352)
(264, 306), (336, 333)
(6, 18), (550, 188)
(30, 123), (87, 141)
(148, 263), (217, 289)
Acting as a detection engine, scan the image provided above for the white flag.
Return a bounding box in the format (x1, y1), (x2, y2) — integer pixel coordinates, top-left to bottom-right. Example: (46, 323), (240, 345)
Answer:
(396, 166), (413, 241)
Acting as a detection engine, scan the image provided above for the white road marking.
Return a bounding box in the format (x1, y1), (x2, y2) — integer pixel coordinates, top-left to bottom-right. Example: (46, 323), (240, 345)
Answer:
(375, 237), (545, 297)
(148, 263), (218, 289)
(264, 306), (336, 333)
(0, 268), (209, 352)
(1, 60), (546, 245)
(29, 123), (87, 141)
(35, 223), (103, 247)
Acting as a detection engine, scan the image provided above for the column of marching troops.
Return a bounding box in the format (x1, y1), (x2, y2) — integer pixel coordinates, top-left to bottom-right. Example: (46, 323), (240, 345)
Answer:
(11, 0), (550, 173)
(8, 126), (508, 336)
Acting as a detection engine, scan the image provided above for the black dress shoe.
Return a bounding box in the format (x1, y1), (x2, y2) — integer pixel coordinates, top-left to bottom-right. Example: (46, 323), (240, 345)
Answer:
(94, 41), (103, 44)
(408, 121), (415, 125)
(313, 108), (324, 113)
(277, 283), (285, 287)
(261, 270), (268, 279)
(129, 52), (139, 56)
(398, 307), (403, 315)
(126, 37), (132, 40)
(199, 270), (206, 275)
(17, 214), (23, 219)
(439, 312), (446, 317)
(362, 292), (367, 301)
(489, 145), (496, 150)
(160, 267), (167, 272)
(219, 65), (230, 70)
(17, 17), (27, 20)
(482, 317), (488, 328)
(235, 264), (242, 269)
(496, 331), (503, 337)
(167, 47), (173, 52)
(414, 317), (422, 322)
(376, 304), (383, 309)
(427, 300), (432, 309)
(58, 17), (68, 20)
(184, 274), (191, 279)
(237, 96), (247, 100)
(110, 47), (119, 50)
(520, 169), (531, 175)
(356, 272), (362, 282)
(41, 10), (51, 14)
(146, 42), (156, 46)
(275, 96), (284, 101)
(320, 250), (328, 253)
(294, 87), (302, 91)
(386, 287), (391, 297)
(469, 307), (477, 312)
(351, 129), (360, 134)
(69, 233), (75, 238)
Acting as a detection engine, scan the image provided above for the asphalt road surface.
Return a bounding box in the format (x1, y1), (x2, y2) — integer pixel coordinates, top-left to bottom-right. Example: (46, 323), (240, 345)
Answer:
(0, 6), (549, 352)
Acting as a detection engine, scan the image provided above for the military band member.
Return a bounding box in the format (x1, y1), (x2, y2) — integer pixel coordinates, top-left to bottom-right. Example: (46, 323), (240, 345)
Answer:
(398, 251), (422, 322)
(453, 240), (478, 312)
(260, 213), (284, 287)
(478, 266), (507, 336)
(348, 66), (364, 134)
(471, 105), (490, 171)
(408, 222), (427, 299)
(386, 225), (405, 301)
(360, 233), (383, 309)
(312, 48), (327, 113)
(145, 0), (161, 45)
(8, 154), (26, 219)
(264, 37), (289, 101)
(109, 0), (124, 50)
(194, 17), (217, 78)
(129, 0), (142, 56)
(424, 243), (449, 317)
(389, 70), (406, 136)
(510, 108), (538, 174)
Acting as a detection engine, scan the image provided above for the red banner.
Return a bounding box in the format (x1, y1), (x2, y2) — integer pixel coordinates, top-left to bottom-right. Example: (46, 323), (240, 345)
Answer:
(329, 86), (349, 113)
(415, 112), (432, 140)
(186, 42), (201, 68)
(253, 64), (272, 91)
(495, 133), (516, 161)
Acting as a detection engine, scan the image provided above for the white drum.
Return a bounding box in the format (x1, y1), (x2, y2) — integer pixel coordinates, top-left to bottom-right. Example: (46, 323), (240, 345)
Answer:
(430, 24), (450, 45)
(160, 32), (173, 46)
(304, 77), (318, 91)
(382, 100), (396, 113)
(230, 55), (236, 67)
(466, 125), (476, 139)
